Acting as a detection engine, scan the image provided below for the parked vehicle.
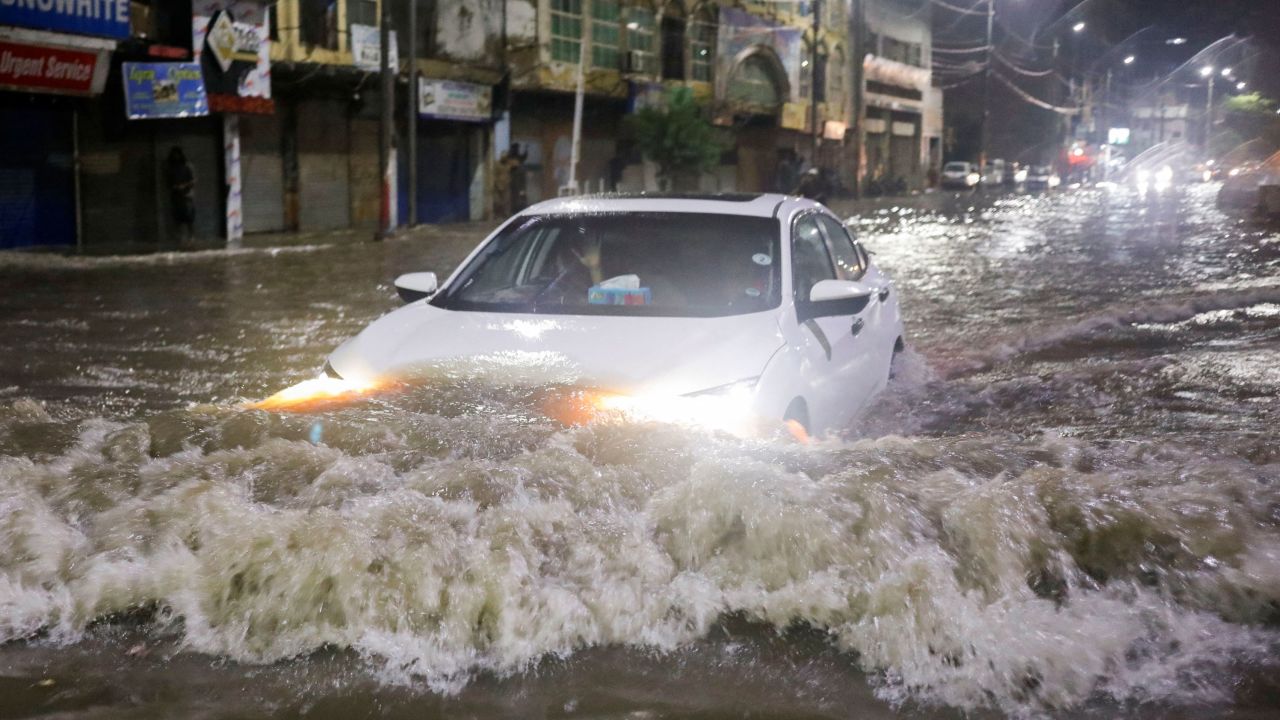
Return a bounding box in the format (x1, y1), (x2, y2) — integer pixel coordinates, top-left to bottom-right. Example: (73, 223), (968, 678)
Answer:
(941, 161), (980, 189)
(315, 194), (906, 437)
(981, 159), (1006, 186)
(1217, 151), (1280, 212)
(1024, 165), (1059, 190)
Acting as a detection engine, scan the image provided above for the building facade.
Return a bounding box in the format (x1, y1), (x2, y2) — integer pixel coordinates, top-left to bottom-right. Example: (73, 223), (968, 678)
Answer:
(502, 0), (855, 199)
(2, 0), (943, 250)
(855, 0), (941, 193)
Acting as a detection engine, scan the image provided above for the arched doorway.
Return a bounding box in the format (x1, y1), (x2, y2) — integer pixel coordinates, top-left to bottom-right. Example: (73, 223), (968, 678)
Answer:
(726, 49), (789, 192)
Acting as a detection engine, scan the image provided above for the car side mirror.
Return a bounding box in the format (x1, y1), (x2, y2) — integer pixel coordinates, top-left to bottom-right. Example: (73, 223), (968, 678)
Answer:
(810, 279), (874, 303)
(394, 272), (438, 303)
(800, 279), (873, 321)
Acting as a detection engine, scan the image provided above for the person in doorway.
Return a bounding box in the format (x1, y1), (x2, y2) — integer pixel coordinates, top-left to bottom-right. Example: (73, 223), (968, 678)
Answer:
(793, 167), (829, 203)
(774, 151), (799, 194)
(494, 141), (524, 213)
(167, 147), (196, 244)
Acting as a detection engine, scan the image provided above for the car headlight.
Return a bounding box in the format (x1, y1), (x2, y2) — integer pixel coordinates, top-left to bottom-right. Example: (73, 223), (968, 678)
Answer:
(594, 377), (760, 434)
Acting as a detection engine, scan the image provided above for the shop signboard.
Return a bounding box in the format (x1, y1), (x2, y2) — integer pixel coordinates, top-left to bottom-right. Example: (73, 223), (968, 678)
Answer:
(192, 0), (272, 114)
(350, 24), (398, 72)
(0, 39), (105, 95)
(123, 62), (209, 119)
(0, 0), (129, 39)
(419, 78), (492, 122)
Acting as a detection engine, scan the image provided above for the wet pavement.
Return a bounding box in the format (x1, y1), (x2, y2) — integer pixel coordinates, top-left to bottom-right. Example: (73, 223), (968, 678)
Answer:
(1, 183), (1279, 718)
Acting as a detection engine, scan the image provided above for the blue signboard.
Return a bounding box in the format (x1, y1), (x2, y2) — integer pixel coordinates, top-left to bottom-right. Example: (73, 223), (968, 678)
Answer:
(0, 0), (131, 39)
(123, 63), (209, 120)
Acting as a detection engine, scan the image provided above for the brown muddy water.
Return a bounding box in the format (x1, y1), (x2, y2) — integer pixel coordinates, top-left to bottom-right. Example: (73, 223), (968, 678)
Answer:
(1, 184), (1279, 719)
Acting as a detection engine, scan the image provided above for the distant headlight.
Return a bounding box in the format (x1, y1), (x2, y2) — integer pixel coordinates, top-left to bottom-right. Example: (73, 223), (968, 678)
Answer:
(966, 172), (980, 186)
(1014, 169), (1029, 183)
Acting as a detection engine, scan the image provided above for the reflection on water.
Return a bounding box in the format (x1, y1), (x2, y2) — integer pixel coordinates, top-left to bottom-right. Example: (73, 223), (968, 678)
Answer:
(1, 185), (1279, 718)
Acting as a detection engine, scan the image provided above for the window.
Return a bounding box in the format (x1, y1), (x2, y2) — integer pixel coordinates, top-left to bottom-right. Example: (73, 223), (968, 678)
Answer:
(129, 0), (194, 48)
(301, 0), (339, 50)
(660, 4), (685, 80)
(882, 36), (923, 67)
(827, 46), (845, 109)
(690, 8), (715, 82)
(816, 215), (865, 280)
(625, 2), (657, 74)
(592, 0), (621, 69)
(348, 0), (378, 27)
(728, 54), (783, 106)
(434, 213), (782, 318)
(551, 0), (584, 62)
(792, 215), (836, 301)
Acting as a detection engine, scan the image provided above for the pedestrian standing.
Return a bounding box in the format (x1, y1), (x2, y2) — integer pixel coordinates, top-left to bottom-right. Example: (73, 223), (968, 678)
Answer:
(167, 147), (196, 244)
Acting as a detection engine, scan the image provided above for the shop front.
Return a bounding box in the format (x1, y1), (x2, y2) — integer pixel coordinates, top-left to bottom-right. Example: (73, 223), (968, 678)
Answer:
(0, 26), (114, 248)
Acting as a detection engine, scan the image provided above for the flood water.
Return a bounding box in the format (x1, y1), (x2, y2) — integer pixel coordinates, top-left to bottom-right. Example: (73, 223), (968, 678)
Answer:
(2, 184), (1279, 719)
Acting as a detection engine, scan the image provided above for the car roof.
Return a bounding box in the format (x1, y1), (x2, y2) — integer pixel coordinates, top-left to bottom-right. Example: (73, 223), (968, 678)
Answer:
(519, 192), (805, 219)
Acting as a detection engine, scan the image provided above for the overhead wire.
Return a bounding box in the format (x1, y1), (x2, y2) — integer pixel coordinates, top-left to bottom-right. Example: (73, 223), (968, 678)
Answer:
(931, 0), (986, 16)
(992, 69), (1080, 114)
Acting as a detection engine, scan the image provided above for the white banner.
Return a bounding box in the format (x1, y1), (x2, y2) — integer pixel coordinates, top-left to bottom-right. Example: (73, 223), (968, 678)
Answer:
(351, 24), (397, 72)
(418, 78), (492, 122)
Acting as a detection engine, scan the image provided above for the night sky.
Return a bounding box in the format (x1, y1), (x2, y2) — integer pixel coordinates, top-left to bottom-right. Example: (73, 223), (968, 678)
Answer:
(938, 0), (1280, 163)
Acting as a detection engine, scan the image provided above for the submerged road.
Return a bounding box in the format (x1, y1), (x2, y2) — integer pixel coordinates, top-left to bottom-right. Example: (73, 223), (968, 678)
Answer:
(1, 184), (1279, 718)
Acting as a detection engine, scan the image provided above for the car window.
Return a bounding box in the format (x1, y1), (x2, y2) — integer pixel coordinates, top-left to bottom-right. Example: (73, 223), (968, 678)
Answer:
(815, 214), (865, 281)
(791, 215), (835, 302)
(434, 212), (782, 318)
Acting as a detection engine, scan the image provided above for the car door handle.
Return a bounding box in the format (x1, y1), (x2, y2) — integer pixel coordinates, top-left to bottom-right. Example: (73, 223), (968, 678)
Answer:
(851, 317), (864, 337)
(877, 287), (891, 302)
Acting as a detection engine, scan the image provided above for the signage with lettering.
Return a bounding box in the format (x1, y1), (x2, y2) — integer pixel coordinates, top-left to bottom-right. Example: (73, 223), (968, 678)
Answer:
(350, 24), (398, 72)
(0, 0), (130, 39)
(418, 78), (492, 122)
(0, 39), (103, 95)
(123, 62), (209, 119)
(192, 0), (273, 114)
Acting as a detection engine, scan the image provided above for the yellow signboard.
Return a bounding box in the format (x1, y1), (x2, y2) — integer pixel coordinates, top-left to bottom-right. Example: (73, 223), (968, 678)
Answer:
(780, 102), (809, 132)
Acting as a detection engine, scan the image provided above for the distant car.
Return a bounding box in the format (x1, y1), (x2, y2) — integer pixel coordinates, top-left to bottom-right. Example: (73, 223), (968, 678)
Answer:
(941, 161), (979, 189)
(981, 160), (1006, 186)
(1024, 165), (1059, 190)
(318, 194), (906, 437)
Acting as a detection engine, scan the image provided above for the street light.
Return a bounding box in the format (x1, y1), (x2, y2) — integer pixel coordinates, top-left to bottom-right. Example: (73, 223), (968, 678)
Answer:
(1166, 37), (1187, 45)
(1072, 22), (1086, 32)
(1200, 66), (1214, 77)
(1220, 67), (1232, 76)
(1237, 81), (1247, 90)
(1123, 55), (1135, 64)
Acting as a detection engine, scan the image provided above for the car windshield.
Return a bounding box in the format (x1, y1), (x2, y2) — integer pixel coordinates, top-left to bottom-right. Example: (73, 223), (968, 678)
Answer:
(432, 212), (782, 318)
(944, 162), (968, 172)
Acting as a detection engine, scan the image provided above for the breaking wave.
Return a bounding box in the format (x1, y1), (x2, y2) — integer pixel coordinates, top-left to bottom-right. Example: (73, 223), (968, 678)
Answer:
(2, 392), (1278, 715)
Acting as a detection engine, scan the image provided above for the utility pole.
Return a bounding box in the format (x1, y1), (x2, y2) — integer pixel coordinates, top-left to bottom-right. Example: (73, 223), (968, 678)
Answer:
(1204, 73), (1215, 151)
(810, 0), (822, 163)
(567, 15), (589, 195)
(407, 0), (418, 226)
(377, 0), (394, 239)
(851, 0), (865, 198)
(977, 0), (993, 178)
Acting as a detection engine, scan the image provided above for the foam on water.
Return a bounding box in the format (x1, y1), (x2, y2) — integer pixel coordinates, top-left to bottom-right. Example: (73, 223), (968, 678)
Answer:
(2, 392), (1277, 715)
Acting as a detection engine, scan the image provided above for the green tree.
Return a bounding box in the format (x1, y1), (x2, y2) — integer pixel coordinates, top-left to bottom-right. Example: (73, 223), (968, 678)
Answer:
(1219, 92), (1280, 154)
(624, 87), (724, 191)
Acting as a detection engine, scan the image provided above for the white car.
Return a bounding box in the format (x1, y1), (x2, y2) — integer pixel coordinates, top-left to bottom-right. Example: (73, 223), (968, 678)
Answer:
(941, 161), (979, 189)
(315, 194), (904, 437)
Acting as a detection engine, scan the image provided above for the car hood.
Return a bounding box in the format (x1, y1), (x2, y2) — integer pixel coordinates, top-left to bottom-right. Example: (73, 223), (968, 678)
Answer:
(327, 302), (786, 395)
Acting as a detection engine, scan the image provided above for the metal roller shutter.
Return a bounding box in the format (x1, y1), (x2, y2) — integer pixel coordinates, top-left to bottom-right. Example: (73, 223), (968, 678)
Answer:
(297, 100), (351, 232)
(241, 113), (285, 234)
